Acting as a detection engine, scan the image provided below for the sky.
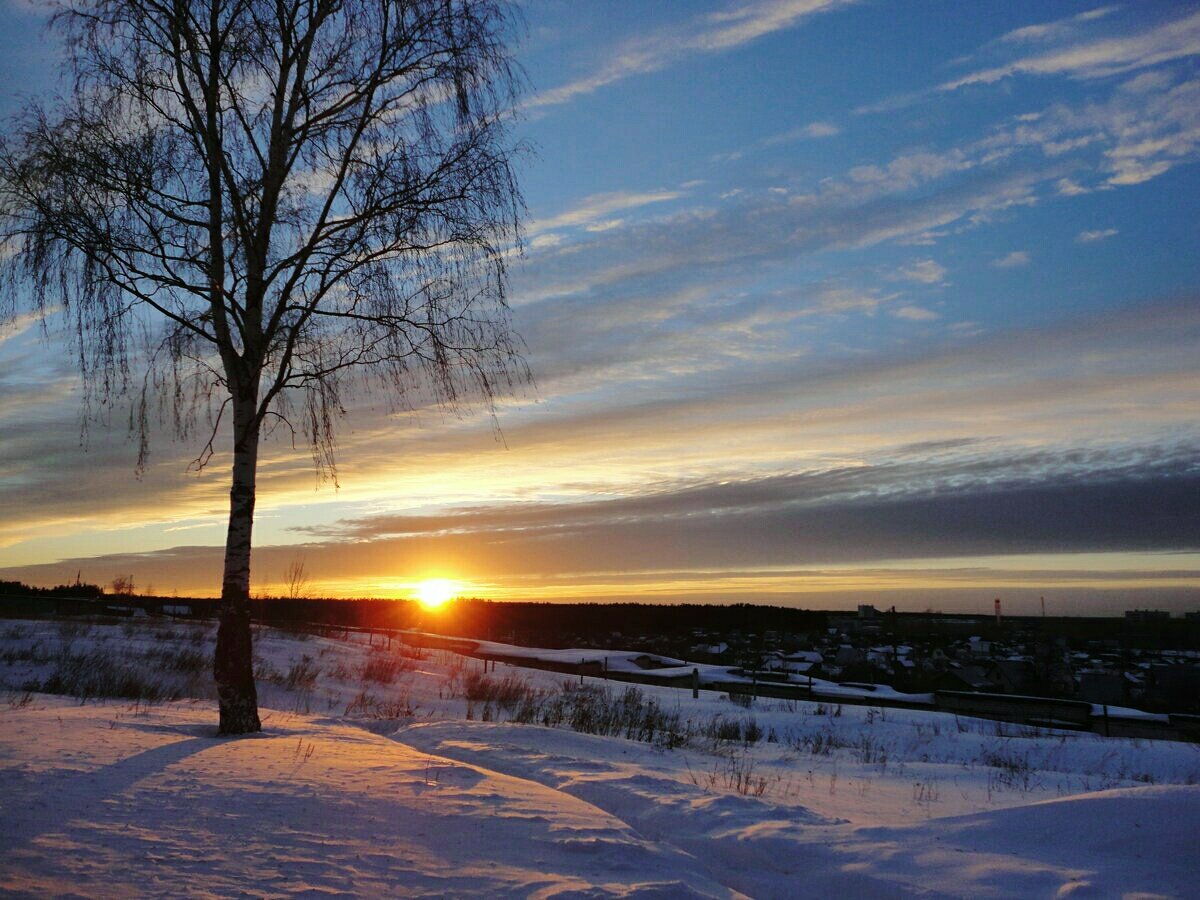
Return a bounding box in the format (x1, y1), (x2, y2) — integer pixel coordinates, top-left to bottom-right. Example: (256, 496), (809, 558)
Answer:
(1, 0), (1198, 615)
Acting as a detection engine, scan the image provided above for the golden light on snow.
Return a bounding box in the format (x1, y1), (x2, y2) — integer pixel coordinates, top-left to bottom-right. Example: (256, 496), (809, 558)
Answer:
(414, 578), (460, 609)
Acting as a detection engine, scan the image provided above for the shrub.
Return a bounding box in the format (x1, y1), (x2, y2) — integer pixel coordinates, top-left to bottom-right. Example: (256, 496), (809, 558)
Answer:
(360, 650), (411, 684)
(283, 655), (320, 691)
(40, 652), (179, 702)
(981, 747), (1037, 792)
(462, 670), (539, 709)
(789, 728), (848, 756)
(688, 751), (769, 797)
(708, 716), (744, 743)
(145, 646), (208, 674)
(324, 659), (354, 680)
(343, 689), (416, 719)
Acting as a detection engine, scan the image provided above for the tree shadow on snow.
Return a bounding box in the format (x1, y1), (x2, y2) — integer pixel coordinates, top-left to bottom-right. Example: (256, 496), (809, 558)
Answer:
(4, 730), (215, 854)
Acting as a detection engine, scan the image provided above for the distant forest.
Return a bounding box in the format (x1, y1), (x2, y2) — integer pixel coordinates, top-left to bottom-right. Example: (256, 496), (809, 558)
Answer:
(0, 579), (828, 645)
(0, 579), (105, 599)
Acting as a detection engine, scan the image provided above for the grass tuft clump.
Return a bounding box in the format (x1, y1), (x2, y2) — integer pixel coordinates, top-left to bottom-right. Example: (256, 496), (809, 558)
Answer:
(361, 650), (412, 684)
(40, 651), (181, 702)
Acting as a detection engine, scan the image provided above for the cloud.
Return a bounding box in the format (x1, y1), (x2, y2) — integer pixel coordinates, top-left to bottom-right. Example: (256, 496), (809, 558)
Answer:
(997, 6), (1121, 45)
(3, 293), (1198, 600)
(510, 74), (1200, 385)
(529, 0), (854, 109)
(987, 73), (1200, 187)
(897, 259), (947, 284)
(892, 305), (939, 321)
(8, 443), (1194, 604)
(1096, 79), (1200, 184)
(529, 189), (683, 234)
(520, 163), (1048, 316)
(287, 450), (1200, 574)
(529, 234), (564, 250)
(523, 68), (1200, 321)
(1077, 228), (1119, 243)
(942, 9), (1200, 91)
(1056, 178), (1090, 196)
(761, 121), (841, 145)
(584, 219), (625, 233)
(0, 308), (50, 346)
(297, 444), (1198, 537)
(991, 251), (1031, 268)
(865, 10), (1200, 121)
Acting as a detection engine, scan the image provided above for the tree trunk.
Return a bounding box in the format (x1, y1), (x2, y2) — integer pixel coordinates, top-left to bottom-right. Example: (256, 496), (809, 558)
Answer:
(214, 396), (262, 734)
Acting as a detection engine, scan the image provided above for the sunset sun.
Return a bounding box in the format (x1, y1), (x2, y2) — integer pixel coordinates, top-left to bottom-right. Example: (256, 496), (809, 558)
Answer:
(414, 578), (459, 609)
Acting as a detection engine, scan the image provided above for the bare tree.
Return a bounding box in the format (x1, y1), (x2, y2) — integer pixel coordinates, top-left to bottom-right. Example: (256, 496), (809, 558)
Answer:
(110, 574), (136, 597)
(283, 556), (310, 601)
(0, 0), (527, 733)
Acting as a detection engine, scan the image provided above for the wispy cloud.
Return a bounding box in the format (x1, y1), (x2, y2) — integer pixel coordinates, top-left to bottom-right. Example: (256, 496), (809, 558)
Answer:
(528, 189), (683, 235)
(0, 308), (50, 345)
(860, 9), (1199, 117)
(1078, 228), (1119, 243)
(715, 120), (842, 162)
(761, 120), (841, 144)
(992, 251), (1031, 269)
(897, 259), (947, 284)
(1056, 178), (1091, 196)
(530, 0), (854, 110)
(942, 9), (1200, 91)
(892, 305), (939, 321)
(510, 66), (1199, 384)
(997, 6), (1121, 46)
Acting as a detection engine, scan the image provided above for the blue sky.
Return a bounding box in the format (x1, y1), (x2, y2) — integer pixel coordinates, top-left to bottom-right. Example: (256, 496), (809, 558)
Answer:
(1, 0), (1198, 613)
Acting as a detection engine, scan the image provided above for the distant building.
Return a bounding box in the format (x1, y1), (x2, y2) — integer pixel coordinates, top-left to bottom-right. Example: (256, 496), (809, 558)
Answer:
(764, 651), (821, 676)
(773, 650), (822, 675)
(1125, 609), (1171, 621)
(967, 636), (991, 657)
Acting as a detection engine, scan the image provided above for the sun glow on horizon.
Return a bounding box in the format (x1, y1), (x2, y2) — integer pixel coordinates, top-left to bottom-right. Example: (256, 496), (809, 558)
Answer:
(414, 578), (461, 609)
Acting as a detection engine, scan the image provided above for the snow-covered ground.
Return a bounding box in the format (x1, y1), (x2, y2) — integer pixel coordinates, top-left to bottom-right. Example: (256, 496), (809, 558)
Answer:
(2, 618), (1198, 897)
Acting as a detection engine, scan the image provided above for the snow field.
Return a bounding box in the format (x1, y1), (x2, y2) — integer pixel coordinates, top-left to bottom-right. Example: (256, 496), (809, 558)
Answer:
(2, 618), (1199, 897)
(1, 698), (732, 897)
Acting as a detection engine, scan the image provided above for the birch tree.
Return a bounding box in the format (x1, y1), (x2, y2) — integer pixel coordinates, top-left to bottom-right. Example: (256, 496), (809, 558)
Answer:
(0, 0), (527, 734)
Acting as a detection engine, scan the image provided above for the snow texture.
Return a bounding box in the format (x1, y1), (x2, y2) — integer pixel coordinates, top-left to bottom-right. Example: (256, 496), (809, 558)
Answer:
(1, 620), (1198, 897)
